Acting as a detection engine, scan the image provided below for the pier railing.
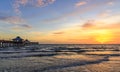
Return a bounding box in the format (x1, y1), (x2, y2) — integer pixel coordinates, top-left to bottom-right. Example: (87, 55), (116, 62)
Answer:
(0, 40), (39, 48)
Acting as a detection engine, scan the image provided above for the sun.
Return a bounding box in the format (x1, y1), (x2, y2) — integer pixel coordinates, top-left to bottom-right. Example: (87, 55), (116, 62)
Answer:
(94, 30), (113, 44)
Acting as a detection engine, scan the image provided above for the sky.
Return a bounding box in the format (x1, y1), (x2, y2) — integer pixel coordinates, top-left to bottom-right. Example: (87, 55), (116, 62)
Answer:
(0, 0), (120, 44)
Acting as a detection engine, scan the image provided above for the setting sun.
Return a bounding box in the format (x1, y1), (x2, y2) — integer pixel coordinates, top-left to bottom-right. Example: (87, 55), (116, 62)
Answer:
(94, 30), (113, 43)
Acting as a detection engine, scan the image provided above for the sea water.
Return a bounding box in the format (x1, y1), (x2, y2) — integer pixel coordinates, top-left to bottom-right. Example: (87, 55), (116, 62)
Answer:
(0, 44), (120, 72)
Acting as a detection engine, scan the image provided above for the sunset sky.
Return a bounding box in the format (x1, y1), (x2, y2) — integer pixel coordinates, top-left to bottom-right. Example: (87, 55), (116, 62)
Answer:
(0, 0), (120, 44)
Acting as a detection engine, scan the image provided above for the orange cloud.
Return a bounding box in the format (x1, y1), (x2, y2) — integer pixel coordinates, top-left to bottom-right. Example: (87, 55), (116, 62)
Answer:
(101, 22), (120, 30)
(53, 31), (65, 35)
(82, 20), (96, 29)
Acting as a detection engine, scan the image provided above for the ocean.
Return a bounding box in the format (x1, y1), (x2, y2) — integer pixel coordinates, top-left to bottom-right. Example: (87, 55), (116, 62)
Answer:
(0, 44), (120, 72)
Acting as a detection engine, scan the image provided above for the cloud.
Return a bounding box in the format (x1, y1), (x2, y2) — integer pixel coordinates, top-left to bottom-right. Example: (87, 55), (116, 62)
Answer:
(75, 1), (87, 7)
(13, 0), (56, 15)
(13, 0), (28, 14)
(0, 15), (25, 24)
(36, 0), (55, 7)
(0, 14), (32, 30)
(82, 20), (96, 28)
(101, 22), (120, 30)
(98, 10), (111, 18)
(107, 1), (114, 6)
(43, 0), (109, 23)
(11, 24), (32, 31)
(19, 24), (32, 28)
(81, 19), (120, 31)
(53, 31), (65, 35)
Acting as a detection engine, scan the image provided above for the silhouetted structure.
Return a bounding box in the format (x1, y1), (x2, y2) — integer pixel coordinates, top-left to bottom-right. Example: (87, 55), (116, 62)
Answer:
(12, 36), (24, 46)
(0, 36), (39, 48)
(12, 36), (23, 43)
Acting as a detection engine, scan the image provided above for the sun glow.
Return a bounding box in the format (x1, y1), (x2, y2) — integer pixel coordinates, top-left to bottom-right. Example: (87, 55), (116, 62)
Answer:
(94, 30), (113, 44)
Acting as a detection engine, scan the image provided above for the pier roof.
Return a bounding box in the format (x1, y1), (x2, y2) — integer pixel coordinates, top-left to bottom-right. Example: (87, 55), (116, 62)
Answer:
(12, 36), (23, 42)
